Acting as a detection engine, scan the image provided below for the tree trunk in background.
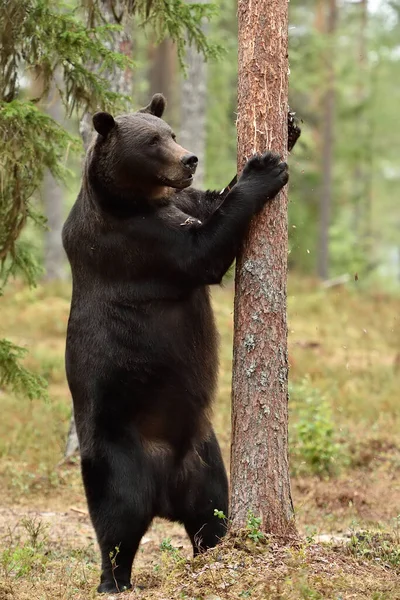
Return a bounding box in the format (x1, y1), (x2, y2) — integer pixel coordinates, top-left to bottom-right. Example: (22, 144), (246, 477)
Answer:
(79, 2), (133, 148)
(42, 77), (66, 281)
(65, 1), (133, 458)
(179, 0), (207, 187)
(148, 39), (178, 128)
(317, 0), (337, 280)
(354, 0), (373, 267)
(230, 0), (295, 535)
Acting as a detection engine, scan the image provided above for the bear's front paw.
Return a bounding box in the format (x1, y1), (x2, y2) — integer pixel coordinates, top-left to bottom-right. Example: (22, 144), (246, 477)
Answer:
(239, 151), (288, 202)
(240, 151), (282, 180)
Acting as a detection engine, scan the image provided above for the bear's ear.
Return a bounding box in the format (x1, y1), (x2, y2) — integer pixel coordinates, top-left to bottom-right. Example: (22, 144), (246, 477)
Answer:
(138, 93), (166, 118)
(92, 112), (116, 137)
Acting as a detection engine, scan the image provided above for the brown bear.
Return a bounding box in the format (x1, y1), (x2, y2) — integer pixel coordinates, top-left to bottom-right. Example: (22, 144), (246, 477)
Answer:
(62, 94), (293, 594)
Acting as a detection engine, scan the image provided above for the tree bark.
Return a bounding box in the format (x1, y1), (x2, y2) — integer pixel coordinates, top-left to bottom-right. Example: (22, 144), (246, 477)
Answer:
(230, 0), (295, 535)
(317, 0), (337, 280)
(42, 77), (66, 281)
(179, 0), (207, 187)
(148, 39), (178, 127)
(65, 1), (133, 458)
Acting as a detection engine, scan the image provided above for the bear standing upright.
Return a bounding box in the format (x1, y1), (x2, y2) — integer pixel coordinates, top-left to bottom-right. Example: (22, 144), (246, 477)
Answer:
(62, 94), (293, 594)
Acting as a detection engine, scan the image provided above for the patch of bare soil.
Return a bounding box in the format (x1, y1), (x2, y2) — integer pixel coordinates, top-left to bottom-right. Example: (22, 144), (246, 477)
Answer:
(293, 468), (400, 532)
(0, 505), (192, 566)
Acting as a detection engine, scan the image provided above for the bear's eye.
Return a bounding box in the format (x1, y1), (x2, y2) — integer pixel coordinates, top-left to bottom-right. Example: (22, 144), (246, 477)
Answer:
(171, 133), (176, 141)
(149, 135), (160, 146)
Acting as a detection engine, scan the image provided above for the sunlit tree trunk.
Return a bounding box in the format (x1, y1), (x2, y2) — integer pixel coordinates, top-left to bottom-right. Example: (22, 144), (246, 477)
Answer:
(179, 0), (207, 187)
(148, 39), (178, 128)
(317, 0), (337, 280)
(42, 76), (66, 281)
(65, 1), (133, 458)
(230, 0), (295, 535)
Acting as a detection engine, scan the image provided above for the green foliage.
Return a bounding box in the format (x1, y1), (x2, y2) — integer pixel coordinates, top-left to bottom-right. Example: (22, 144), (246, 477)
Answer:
(0, 0), (134, 400)
(160, 537), (182, 562)
(0, 101), (79, 275)
(287, 0), (400, 282)
(0, 0), (134, 269)
(0, 339), (47, 401)
(289, 378), (345, 477)
(246, 511), (264, 543)
(346, 519), (400, 572)
(1, 0), (220, 400)
(1, 518), (48, 578)
(83, 0), (223, 68)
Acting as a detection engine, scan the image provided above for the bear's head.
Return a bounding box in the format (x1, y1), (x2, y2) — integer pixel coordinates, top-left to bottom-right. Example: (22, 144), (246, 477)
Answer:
(87, 94), (198, 207)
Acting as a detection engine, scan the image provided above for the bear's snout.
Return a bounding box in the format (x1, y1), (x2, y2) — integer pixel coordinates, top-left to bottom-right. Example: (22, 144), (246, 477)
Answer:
(180, 153), (198, 174)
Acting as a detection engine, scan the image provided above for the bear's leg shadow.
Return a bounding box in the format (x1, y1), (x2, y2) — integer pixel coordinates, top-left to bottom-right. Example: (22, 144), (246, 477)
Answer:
(81, 446), (154, 594)
(172, 430), (229, 555)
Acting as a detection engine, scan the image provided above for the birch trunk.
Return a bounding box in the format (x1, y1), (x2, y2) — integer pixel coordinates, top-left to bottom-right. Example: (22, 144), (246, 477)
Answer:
(230, 0), (295, 536)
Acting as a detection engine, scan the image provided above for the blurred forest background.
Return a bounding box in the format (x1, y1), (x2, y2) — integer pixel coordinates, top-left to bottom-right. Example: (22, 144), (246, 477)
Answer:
(1, 0), (400, 598)
(4, 0), (400, 287)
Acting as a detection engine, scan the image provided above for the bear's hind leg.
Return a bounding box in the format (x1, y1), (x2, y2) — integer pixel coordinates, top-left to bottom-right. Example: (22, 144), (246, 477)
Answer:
(81, 448), (154, 594)
(173, 431), (229, 555)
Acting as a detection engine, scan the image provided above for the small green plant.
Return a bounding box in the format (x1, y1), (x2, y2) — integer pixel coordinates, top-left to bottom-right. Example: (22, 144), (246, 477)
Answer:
(0, 518), (49, 578)
(1, 545), (46, 578)
(346, 529), (400, 571)
(214, 509), (227, 520)
(246, 511), (264, 543)
(290, 378), (345, 477)
(109, 545), (129, 593)
(160, 537), (182, 562)
(304, 525), (318, 544)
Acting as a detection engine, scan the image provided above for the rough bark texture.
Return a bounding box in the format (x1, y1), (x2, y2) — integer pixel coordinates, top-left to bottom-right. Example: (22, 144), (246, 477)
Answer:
(179, 0), (207, 187)
(65, 1), (133, 458)
(317, 0), (337, 280)
(230, 0), (295, 535)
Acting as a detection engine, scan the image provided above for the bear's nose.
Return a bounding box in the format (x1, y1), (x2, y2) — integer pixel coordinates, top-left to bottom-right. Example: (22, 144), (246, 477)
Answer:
(181, 153), (198, 171)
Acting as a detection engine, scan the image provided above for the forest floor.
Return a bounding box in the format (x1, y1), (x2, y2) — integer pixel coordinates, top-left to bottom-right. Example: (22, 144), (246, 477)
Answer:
(0, 275), (400, 599)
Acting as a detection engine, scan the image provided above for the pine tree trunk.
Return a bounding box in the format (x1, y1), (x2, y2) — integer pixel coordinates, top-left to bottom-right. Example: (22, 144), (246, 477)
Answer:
(230, 0), (295, 535)
(42, 78), (66, 281)
(65, 2), (133, 458)
(148, 39), (178, 127)
(179, 0), (207, 187)
(317, 0), (337, 280)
